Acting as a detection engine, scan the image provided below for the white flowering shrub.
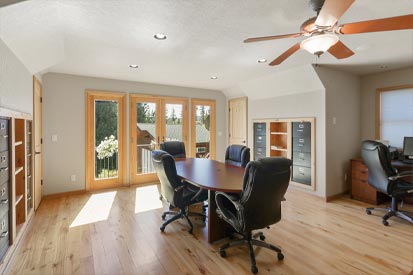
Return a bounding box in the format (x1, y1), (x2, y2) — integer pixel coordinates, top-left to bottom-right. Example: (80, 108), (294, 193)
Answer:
(96, 135), (118, 159)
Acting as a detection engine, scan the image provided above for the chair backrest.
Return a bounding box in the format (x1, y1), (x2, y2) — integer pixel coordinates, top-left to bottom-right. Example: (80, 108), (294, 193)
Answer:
(152, 150), (182, 205)
(240, 157), (291, 231)
(225, 144), (250, 168)
(160, 141), (186, 158)
(361, 140), (397, 195)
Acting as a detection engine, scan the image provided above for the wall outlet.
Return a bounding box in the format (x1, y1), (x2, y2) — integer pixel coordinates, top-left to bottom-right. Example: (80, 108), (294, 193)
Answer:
(332, 117), (337, 125)
(70, 175), (76, 182)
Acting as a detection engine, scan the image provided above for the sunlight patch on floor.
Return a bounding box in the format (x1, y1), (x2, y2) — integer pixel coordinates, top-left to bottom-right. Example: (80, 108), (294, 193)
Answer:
(135, 185), (163, 214)
(70, 191), (117, 227)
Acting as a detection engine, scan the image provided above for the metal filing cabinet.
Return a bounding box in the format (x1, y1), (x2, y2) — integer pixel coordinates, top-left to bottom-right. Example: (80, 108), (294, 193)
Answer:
(0, 118), (10, 261)
(253, 123), (266, 160)
(291, 122), (311, 185)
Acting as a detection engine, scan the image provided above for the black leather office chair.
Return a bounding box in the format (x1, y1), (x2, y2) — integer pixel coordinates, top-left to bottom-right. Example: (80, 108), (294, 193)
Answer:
(215, 157), (291, 274)
(361, 140), (413, 225)
(152, 150), (207, 233)
(160, 141), (186, 158)
(225, 144), (250, 168)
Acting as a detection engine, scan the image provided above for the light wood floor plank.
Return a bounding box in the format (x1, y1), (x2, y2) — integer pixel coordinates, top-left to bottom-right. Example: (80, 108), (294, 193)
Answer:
(6, 185), (413, 275)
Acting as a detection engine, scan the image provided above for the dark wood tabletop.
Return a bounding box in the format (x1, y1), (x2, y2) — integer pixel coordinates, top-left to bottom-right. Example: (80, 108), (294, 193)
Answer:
(175, 158), (244, 193)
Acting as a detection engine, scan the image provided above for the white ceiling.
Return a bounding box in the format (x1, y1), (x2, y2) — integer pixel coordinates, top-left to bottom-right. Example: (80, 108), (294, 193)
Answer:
(0, 0), (412, 91)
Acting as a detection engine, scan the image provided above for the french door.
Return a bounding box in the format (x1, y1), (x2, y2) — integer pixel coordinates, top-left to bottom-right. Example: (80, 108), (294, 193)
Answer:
(86, 91), (126, 191)
(130, 95), (188, 184)
(191, 99), (216, 160)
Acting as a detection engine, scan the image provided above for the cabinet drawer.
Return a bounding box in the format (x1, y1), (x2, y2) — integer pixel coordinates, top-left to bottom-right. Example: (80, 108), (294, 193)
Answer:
(254, 148), (266, 160)
(292, 165), (311, 185)
(0, 183), (8, 217)
(0, 119), (8, 139)
(254, 123), (266, 135)
(292, 122), (311, 138)
(351, 169), (368, 181)
(0, 153), (9, 185)
(0, 212), (9, 262)
(254, 135), (266, 147)
(292, 152), (311, 167)
(292, 137), (311, 153)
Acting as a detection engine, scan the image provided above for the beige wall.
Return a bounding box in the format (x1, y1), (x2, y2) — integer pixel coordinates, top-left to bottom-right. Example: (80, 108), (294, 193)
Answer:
(42, 73), (227, 195)
(360, 67), (413, 141)
(315, 66), (361, 197)
(0, 38), (32, 114)
(248, 90), (327, 198)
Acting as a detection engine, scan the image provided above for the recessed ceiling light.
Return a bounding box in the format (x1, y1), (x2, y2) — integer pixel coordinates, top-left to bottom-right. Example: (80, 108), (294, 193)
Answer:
(129, 64), (139, 69)
(154, 33), (167, 40)
(210, 76), (218, 80)
(257, 59), (267, 63)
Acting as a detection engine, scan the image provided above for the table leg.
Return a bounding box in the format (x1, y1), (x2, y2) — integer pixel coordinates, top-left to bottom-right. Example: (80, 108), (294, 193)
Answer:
(207, 190), (234, 243)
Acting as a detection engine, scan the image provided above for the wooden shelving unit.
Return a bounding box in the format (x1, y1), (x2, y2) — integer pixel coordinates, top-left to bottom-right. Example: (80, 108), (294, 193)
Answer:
(252, 117), (316, 191)
(0, 108), (34, 271)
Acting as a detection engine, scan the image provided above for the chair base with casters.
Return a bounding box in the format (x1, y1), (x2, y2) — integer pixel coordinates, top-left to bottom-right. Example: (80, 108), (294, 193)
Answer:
(160, 206), (206, 234)
(219, 231), (284, 274)
(366, 196), (413, 226)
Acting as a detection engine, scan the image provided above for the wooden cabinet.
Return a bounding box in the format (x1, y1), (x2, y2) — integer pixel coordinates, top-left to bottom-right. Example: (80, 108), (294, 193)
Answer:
(350, 159), (388, 205)
(0, 108), (33, 270)
(252, 118), (315, 191)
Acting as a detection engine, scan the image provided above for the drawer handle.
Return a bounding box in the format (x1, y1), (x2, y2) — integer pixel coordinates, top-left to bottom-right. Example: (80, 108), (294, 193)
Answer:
(0, 199), (8, 204)
(0, 231), (8, 239)
(360, 180), (367, 183)
(299, 124), (304, 128)
(0, 123), (5, 130)
(360, 171), (367, 174)
(297, 129), (303, 132)
(298, 144), (304, 147)
(1, 188), (5, 196)
(299, 158), (305, 161)
(299, 172), (305, 175)
(0, 167), (8, 172)
(0, 135), (8, 139)
(299, 139), (304, 143)
(0, 156), (6, 163)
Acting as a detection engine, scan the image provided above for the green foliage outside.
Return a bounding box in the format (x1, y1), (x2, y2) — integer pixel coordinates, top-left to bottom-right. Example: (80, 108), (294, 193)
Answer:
(95, 101), (118, 145)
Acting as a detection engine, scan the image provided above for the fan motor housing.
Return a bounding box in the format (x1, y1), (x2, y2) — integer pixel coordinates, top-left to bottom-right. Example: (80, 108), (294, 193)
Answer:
(309, 0), (325, 13)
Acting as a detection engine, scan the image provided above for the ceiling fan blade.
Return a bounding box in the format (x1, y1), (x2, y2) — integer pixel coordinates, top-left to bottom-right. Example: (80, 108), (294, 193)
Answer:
(328, 41), (354, 59)
(269, 43), (301, 66)
(339, 14), (413, 35)
(244, 33), (302, 43)
(315, 0), (355, 27)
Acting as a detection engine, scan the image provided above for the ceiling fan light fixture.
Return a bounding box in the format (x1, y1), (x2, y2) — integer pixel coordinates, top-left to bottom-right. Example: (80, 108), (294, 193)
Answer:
(300, 33), (339, 55)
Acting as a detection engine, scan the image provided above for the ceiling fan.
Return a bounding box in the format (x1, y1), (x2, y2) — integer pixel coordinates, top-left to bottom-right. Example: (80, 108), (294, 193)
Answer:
(244, 0), (413, 66)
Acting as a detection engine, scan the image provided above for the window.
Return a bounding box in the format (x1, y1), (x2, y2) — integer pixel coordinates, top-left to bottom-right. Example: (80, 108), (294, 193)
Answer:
(377, 86), (413, 148)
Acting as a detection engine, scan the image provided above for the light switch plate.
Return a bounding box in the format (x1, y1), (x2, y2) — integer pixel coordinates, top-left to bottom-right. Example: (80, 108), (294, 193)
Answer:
(52, 134), (58, 142)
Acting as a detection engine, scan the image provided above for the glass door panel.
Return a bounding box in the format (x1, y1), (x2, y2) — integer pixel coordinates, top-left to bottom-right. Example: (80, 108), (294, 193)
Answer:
(136, 102), (157, 175)
(86, 92), (125, 191)
(161, 98), (188, 151)
(191, 99), (216, 160)
(95, 100), (119, 179)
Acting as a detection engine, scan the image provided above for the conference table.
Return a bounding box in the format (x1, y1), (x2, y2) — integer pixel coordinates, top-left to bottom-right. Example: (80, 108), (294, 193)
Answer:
(175, 158), (244, 243)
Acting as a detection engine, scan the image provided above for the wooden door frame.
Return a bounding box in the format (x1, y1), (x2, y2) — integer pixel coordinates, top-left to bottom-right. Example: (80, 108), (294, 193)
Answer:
(375, 85), (413, 139)
(129, 94), (161, 185)
(85, 90), (126, 191)
(32, 76), (42, 211)
(228, 96), (248, 146)
(129, 94), (189, 185)
(190, 99), (216, 160)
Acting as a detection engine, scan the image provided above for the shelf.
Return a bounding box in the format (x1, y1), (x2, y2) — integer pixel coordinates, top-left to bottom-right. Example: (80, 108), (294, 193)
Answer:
(15, 194), (24, 205)
(14, 141), (23, 146)
(15, 166), (24, 175)
(271, 148), (288, 152)
(270, 132), (287, 135)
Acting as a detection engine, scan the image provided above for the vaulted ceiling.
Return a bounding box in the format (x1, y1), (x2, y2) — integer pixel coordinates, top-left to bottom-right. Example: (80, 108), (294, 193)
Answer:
(1, 0), (412, 90)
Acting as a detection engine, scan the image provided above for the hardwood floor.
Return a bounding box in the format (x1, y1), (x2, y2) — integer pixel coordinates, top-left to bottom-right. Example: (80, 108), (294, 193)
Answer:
(6, 185), (413, 275)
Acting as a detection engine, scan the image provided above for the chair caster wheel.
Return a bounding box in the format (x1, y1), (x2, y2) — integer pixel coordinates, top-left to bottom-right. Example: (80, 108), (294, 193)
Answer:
(160, 226), (165, 232)
(277, 252), (284, 260)
(366, 209), (371, 215)
(382, 220), (389, 226)
(251, 265), (258, 274)
(259, 235), (265, 241)
(219, 249), (226, 258)
(161, 214), (166, 220)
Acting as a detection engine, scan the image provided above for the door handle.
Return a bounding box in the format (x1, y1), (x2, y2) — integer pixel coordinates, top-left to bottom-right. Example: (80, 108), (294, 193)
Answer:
(162, 136), (165, 142)
(242, 140), (246, 144)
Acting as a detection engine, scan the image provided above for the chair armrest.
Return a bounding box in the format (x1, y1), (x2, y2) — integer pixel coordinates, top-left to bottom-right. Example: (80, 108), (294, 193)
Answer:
(389, 171), (413, 181)
(215, 192), (243, 211)
(174, 185), (185, 192)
